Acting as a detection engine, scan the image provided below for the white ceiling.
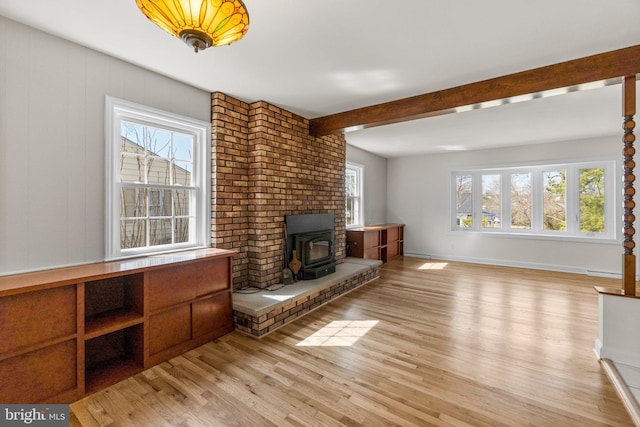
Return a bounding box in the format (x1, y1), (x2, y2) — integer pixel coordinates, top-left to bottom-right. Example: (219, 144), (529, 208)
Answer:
(1, 0), (639, 158)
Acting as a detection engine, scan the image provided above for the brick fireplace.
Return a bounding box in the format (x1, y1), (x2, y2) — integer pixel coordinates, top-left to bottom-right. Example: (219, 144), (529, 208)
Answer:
(211, 92), (347, 290)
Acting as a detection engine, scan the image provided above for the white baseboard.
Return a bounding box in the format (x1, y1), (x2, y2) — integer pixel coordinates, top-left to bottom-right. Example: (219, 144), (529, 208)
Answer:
(600, 359), (640, 427)
(403, 252), (431, 260)
(597, 347), (640, 368)
(594, 338), (604, 360)
(402, 251), (625, 278)
(406, 252), (586, 274)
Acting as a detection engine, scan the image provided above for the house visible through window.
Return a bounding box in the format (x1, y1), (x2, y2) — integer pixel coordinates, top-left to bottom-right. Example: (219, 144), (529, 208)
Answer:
(452, 160), (617, 241)
(105, 97), (210, 260)
(346, 163), (363, 227)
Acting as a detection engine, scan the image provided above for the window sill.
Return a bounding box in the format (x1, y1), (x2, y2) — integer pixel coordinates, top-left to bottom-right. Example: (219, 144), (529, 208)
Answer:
(450, 229), (620, 245)
(106, 245), (212, 262)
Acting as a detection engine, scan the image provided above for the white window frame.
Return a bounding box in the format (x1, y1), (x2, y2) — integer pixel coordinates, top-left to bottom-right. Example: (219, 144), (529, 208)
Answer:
(105, 97), (211, 260)
(450, 159), (619, 242)
(346, 162), (364, 228)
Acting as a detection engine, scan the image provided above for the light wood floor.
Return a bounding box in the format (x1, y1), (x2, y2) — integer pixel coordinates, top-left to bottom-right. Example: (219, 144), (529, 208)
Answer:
(70, 257), (633, 426)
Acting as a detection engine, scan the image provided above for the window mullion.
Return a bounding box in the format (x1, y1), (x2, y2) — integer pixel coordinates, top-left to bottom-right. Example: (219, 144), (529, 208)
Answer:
(531, 168), (542, 232)
(143, 124), (150, 249)
(502, 171), (511, 231)
(345, 163), (364, 228)
(169, 132), (174, 245)
(565, 166), (578, 234)
(474, 173), (482, 230)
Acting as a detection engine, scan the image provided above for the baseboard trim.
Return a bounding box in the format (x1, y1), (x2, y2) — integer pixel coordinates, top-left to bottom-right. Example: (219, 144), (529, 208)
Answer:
(403, 252), (626, 278)
(600, 358), (640, 427)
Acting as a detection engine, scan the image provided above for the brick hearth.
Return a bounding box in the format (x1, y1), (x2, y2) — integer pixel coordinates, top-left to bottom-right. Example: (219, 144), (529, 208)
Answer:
(232, 258), (381, 337)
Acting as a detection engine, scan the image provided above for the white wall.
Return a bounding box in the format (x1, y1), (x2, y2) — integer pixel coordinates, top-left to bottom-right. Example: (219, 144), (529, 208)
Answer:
(0, 16), (211, 275)
(346, 144), (387, 226)
(387, 136), (628, 275)
(596, 293), (640, 366)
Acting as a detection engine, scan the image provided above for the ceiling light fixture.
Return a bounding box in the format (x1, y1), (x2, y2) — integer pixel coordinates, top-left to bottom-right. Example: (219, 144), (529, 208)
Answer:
(135, 0), (249, 53)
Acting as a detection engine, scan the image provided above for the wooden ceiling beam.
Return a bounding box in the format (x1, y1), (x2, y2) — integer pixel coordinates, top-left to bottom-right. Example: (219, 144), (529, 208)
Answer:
(309, 44), (640, 136)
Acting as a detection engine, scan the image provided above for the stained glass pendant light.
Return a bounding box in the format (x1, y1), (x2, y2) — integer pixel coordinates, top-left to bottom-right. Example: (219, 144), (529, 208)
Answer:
(135, 0), (249, 53)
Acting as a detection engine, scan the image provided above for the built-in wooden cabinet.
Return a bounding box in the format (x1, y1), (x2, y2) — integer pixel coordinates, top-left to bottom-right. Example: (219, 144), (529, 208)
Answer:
(0, 285), (78, 403)
(346, 224), (404, 263)
(0, 248), (234, 403)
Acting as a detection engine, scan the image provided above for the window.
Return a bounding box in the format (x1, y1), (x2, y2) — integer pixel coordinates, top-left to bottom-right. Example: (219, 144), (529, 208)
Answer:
(579, 167), (606, 232)
(345, 163), (363, 227)
(455, 174), (473, 228)
(543, 169), (566, 230)
(451, 160), (617, 241)
(105, 97), (210, 260)
(511, 172), (532, 229)
(482, 174), (500, 228)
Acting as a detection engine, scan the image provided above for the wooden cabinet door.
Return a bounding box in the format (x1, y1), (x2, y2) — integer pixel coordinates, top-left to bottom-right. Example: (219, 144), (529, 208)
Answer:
(192, 292), (233, 339)
(148, 305), (191, 356)
(387, 242), (399, 259)
(0, 340), (77, 403)
(346, 231), (364, 258)
(147, 264), (197, 311)
(387, 226), (399, 243)
(196, 258), (230, 296)
(0, 286), (76, 355)
(364, 248), (380, 260)
(363, 230), (380, 248)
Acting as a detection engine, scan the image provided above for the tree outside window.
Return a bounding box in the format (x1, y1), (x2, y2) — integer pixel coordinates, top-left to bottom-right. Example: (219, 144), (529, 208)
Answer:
(456, 175), (473, 228)
(482, 174), (501, 228)
(511, 173), (531, 229)
(580, 168), (605, 232)
(543, 170), (566, 231)
(105, 97), (210, 260)
(451, 160), (615, 240)
(120, 122), (194, 250)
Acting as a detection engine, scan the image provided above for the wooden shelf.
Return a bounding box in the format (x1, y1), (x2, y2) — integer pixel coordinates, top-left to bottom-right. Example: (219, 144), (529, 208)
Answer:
(346, 224), (404, 263)
(84, 309), (144, 340)
(84, 273), (144, 341)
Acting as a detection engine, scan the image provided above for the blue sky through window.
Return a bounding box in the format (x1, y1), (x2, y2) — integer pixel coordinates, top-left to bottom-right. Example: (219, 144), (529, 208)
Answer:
(121, 121), (193, 173)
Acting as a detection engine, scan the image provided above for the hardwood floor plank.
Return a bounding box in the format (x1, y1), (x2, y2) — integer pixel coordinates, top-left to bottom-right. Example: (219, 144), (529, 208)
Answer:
(71, 257), (633, 426)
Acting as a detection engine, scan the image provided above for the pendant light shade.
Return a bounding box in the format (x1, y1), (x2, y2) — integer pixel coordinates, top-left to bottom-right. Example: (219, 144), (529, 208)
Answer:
(136, 0), (250, 53)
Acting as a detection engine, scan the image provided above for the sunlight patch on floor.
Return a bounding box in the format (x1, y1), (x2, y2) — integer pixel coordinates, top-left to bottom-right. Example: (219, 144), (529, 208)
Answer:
(297, 320), (379, 347)
(418, 262), (448, 270)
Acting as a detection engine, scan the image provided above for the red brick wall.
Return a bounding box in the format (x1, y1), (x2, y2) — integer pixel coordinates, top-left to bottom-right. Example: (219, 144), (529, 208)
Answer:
(212, 93), (346, 289)
(211, 93), (250, 288)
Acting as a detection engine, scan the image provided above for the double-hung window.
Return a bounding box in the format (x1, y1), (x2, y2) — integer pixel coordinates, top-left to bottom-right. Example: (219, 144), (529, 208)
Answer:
(346, 162), (363, 227)
(452, 160), (617, 241)
(105, 97), (211, 260)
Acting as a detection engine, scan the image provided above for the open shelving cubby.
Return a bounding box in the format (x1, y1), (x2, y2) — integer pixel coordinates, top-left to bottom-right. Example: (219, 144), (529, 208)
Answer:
(84, 324), (144, 393)
(84, 274), (144, 338)
(83, 273), (145, 391)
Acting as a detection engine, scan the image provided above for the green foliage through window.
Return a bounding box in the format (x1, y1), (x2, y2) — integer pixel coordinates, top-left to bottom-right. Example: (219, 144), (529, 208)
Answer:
(452, 161), (614, 239)
(579, 168), (605, 233)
